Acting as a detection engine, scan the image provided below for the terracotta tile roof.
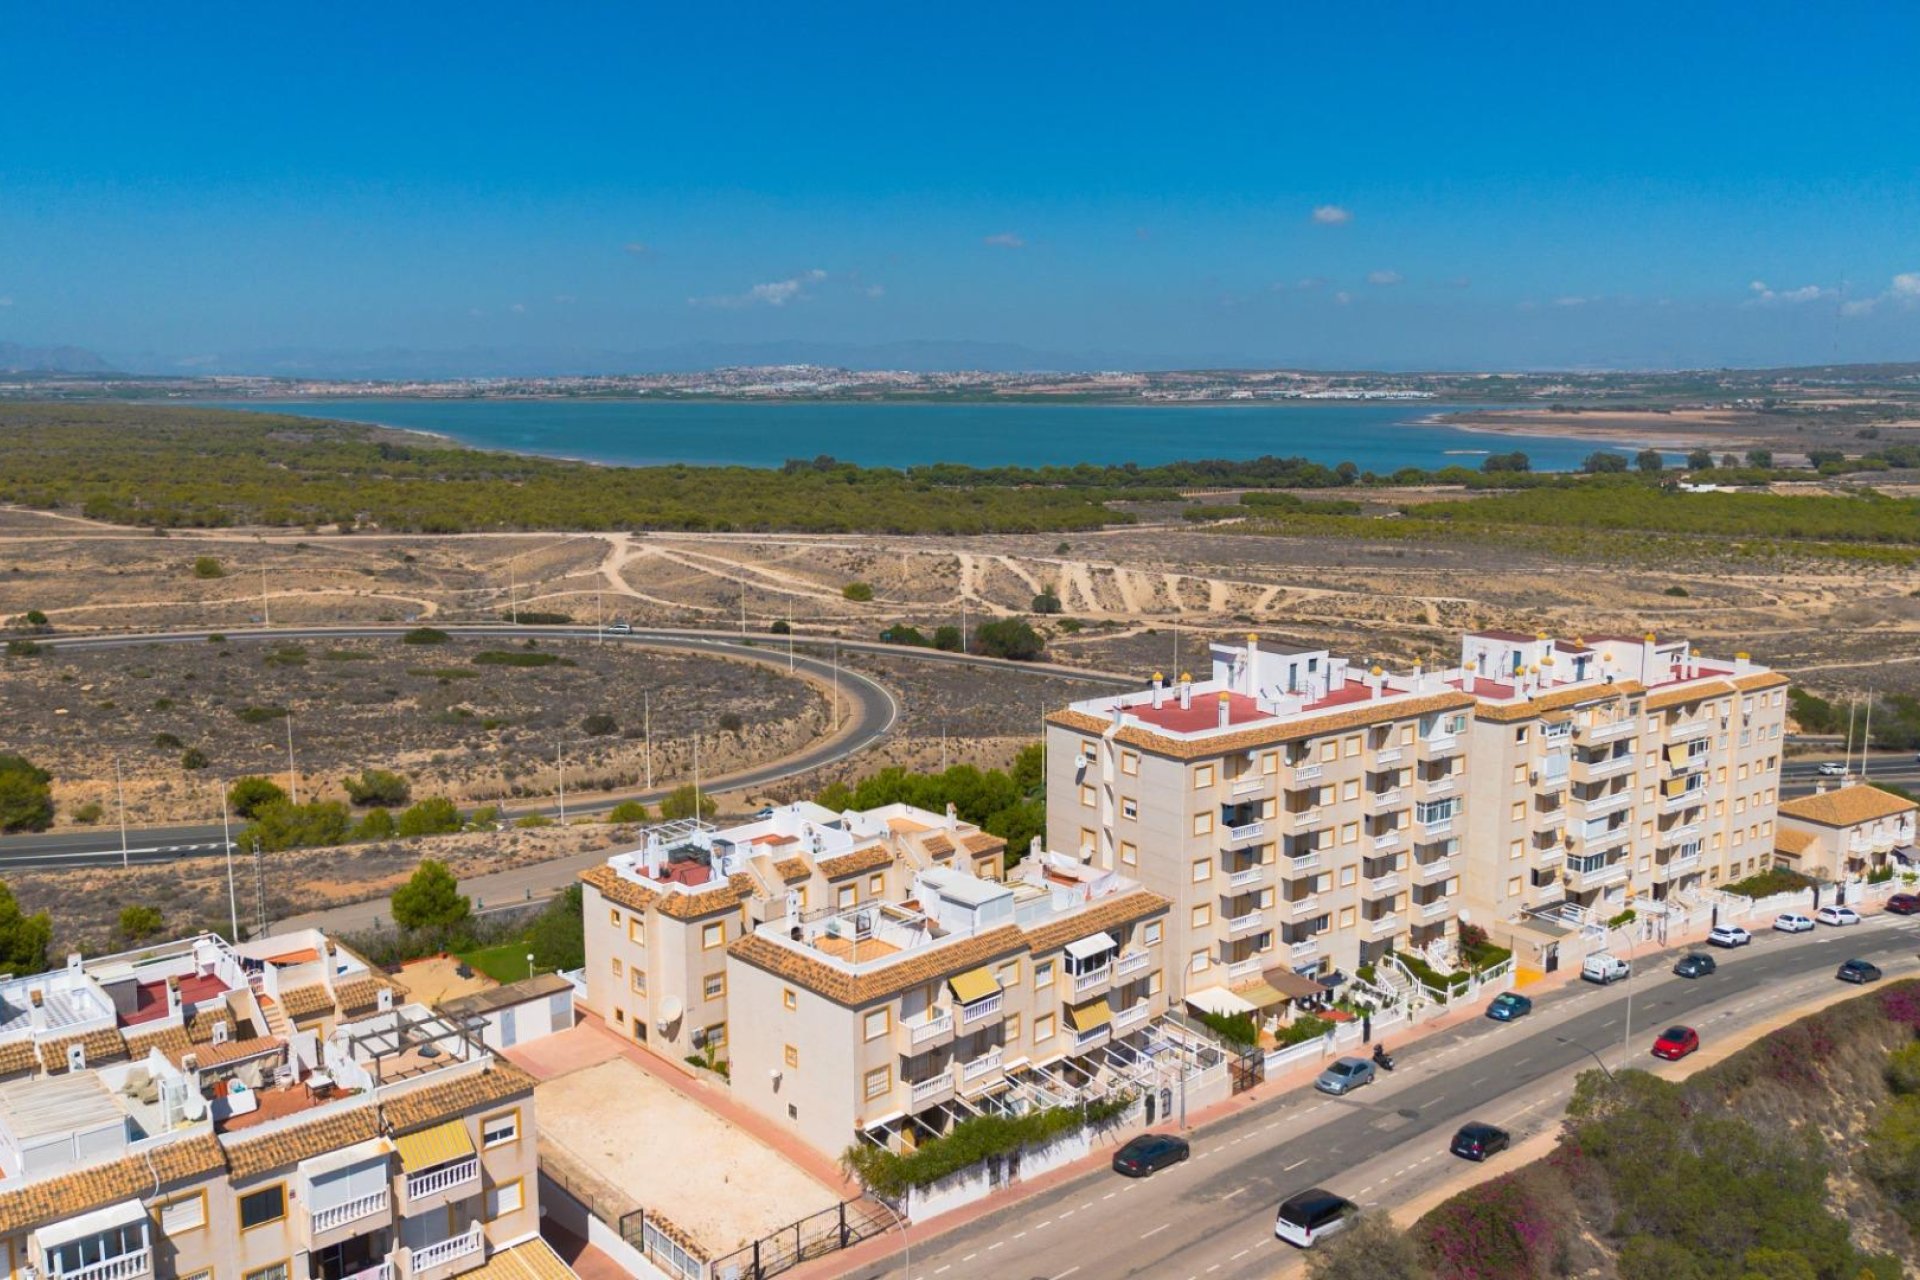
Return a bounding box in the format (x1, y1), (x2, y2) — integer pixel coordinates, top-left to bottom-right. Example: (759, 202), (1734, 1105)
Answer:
(1778, 785), (1917, 829)
(773, 856), (812, 882)
(124, 1024), (193, 1064)
(462, 1238), (586, 1280)
(0, 1133), (224, 1235)
(279, 983), (333, 1022)
(382, 1060), (537, 1135)
(1645, 680), (1734, 712)
(730, 924), (1030, 1009)
(334, 977), (390, 1017)
(1734, 672), (1789, 692)
(580, 863), (659, 913)
(654, 873), (757, 921)
(180, 1035), (282, 1070)
(224, 1104), (382, 1181)
(961, 832), (1006, 856)
(0, 1040), (36, 1077)
(1774, 828), (1819, 856)
(38, 1027), (128, 1075)
(920, 834), (955, 857)
(186, 1005), (253, 1045)
(1049, 690), (1478, 760)
(817, 844), (893, 880)
(1021, 890), (1171, 956)
(1470, 683), (1642, 724)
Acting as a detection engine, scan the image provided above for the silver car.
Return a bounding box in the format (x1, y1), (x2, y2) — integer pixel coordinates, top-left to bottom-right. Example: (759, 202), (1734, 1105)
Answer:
(1315, 1057), (1377, 1096)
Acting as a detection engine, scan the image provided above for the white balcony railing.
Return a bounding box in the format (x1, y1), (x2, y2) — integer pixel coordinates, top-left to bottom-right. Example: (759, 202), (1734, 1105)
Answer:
(1420, 736), (1461, 758)
(1284, 894), (1321, 918)
(1373, 747), (1404, 765)
(1668, 720), (1713, 741)
(1420, 818), (1454, 837)
(911, 1074), (953, 1105)
(1283, 851), (1322, 872)
(1071, 965), (1112, 996)
(1419, 898), (1452, 919)
(1371, 830), (1403, 850)
(1660, 787), (1707, 814)
(1114, 949), (1151, 979)
(1535, 808), (1567, 829)
(1226, 956), (1263, 981)
(1231, 776), (1265, 797)
(1224, 821), (1266, 845)
(1074, 1023), (1112, 1050)
(1586, 718), (1638, 742)
(1229, 865), (1265, 888)
(962, 1049), (1004, 1082)
(311, 1187), (390, 1234)
(50, 1251), (151, 1280)
(1368, 875), (1401, 895)
(410, 1226), (483, 1275)
(1227, 910), (1266, 936)
(1578, 753), (1636, 779)
(1658, 822), (1702, 848)
(907, 1009), (954, 1046)
(1415, 857), (1452, 880)
(1420, 777), (1456, 797)
(341, 1262), (395, 1280)
(1287, 810), (1322, 830)
(1368, 787), (1402, 809)
(1290, 937), (1323, 957)
(960, 993), (1003, 1024)
(406, 1158), (479, 1203)
(1289, 763), (1323, 782)
(1112, 1002), (1151, 1032)
(1368, 914), (1401, 936)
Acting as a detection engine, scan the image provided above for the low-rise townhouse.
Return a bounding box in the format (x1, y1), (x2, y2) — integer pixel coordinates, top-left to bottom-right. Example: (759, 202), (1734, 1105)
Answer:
(1773, 783), (1917, 882)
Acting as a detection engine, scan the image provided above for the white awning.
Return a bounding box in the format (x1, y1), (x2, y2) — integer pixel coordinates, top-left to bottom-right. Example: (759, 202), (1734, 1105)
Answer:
(36, 1198), (147, 1249)
(1184, 987), (1256, 1017)
(301, 1134), (391, 1180)
(1064, 932), (1119, 962)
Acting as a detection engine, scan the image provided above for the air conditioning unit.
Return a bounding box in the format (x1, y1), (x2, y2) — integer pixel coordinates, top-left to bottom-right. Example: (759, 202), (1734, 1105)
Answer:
(1529, 771), (1540, 784)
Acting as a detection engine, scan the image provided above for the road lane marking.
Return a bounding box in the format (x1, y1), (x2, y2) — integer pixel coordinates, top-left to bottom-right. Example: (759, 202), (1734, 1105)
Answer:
(1052, 1269), (1080, 1280)
(1223, 1187), (1246, 1199)
(987, 1243), (1004, 1252)
(1141, 1224), (1171, 1239)
(1232, 1249), (1250, 1260)
(1284, 1158), (1308, 1170)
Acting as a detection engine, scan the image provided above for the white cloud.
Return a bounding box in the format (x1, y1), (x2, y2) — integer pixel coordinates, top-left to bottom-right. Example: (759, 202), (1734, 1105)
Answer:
(509, 302), (526, 314)
(690, 269), (827, 309)
(1836, 271), (1920, 318)
(553, 294), (576, 305)
(0, 296), (12, 308)
(1311, 205), (1352, 226)
(1552, 295), (1589, 308)
(1366, 269), (1402, 286)
(1445, 276), (1472, 290)
(1746, 279), (1834, 305)
(1295, 276), (1328, 290)
(624, 242), (651, 256)
(1841, 298), (1878, 317)
(983, 232), (1026, 249)
(864, 284), (886, 299)
(1332, 290), (1353, 306)
(1892, 272), (1920, 300)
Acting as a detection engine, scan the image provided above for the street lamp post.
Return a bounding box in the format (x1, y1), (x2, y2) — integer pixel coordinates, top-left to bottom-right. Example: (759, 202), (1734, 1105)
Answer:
(1555, 1034), (1617, 1085)
(874, 1196), (909, 1280)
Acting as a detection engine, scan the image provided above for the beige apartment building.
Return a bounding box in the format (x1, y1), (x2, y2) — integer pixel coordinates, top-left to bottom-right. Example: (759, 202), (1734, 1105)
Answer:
(1047, 631), (1789, 1003)
(0, 929), (563, 1280)
(1774, 783), (1918, 881)
(578, 802), (1009, 1069)
(725, 854), (1170, 1159)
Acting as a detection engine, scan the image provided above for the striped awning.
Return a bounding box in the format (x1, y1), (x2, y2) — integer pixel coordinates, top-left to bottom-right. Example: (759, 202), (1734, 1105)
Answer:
(1066, 1000), (1112, 1033)
(948, 968), (1000, 1005)
(394, 1118), (475, 1172)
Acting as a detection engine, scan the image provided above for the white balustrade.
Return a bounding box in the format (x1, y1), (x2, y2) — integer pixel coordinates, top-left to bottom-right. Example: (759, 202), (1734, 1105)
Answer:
(406, 1158), (478, 1202)
(311, 1188), (390, 1234)
(409, 1226), (482, 1274)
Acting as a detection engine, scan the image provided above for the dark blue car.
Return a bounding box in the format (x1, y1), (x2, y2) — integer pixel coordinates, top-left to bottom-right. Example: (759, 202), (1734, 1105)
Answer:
(1486, 992), (1533, 1022)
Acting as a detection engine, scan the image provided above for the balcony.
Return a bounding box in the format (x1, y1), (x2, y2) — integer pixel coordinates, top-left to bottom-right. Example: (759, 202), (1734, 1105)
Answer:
(1419, 775), (1457, 797)
(1289, 936), (1323, 958)
(1415, 857), (1452, 881)
(1418, 897), (1453, 919)
(1565, 856), (1628, 890)
(1666, 753), (1707, 776)
(1074, 1022), (1113, 1051)
(342, 1264), (396, 1280)
(1368, 874), (1401, 895)
(1289, 762), (1323, 783)
(1226, 956), (1263, 981)
(961, 1049), (1004, 1084)
(1231, 775), (1266, 797)
(312, 1188), (390, 1235)
(1535, 844), (1564, 864)
(1576, 826), (1632, 855)
(1657, 822), (1702, 848)
(1367, 914), (1401, 936)
(1585, 718), (1639, 742)
(901, 1008), (955, 1051)
(1228, 864), (1266, 889)
(1367, 787), (1403, 810)
(1417, 736), (1462, 762)
(405, 1158), (479, 1207)
(1577, 789), (1634, 818)
(959, 993), (1004, 1025)
(1112, 1002), (1151, 1033)
(48, 1251), (152, 1280)
(1283, 894), (1321, 919)
(1114, 949), (1152, 980)
(1284, 809), (1322, 831)
(910, 1073), (955, 1107)
(1223, 821), (1266, 846)
(1227, 910), (1266, 936)
(1573, 752), (1636, 782)
(1535, 808), (1567, 830)
(1071, 965), (1113, 998)
(1667, 719), (1713, 741)
(1371, 828), (1405, 850)
(1283, 850), (1323, 872)
(1660, 787), (1707, 814)
(1372, 746), (1405, 765)
(1418, 817), (1454, 838)
(408, 1225), (484, 1279)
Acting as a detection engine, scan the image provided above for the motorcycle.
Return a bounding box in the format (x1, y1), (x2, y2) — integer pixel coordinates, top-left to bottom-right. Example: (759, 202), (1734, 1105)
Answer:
(1371, 1044), (1396, 1072)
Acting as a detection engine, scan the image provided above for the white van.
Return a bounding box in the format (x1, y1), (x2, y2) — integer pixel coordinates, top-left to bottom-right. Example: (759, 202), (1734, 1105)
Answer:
(1582, 952), (1630, 985)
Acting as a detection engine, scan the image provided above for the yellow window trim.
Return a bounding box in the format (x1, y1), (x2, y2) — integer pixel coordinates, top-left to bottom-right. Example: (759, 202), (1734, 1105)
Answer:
(238, 1180), (288, 1230)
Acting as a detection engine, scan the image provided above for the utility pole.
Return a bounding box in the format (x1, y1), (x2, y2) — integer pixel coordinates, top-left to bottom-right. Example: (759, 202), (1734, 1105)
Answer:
(832, 641), (840, 731)
(1862, 691), (1873, 779)
(1845, 696), (1857, 776)
(556, 740), (567, 825)
(115, 758), (129, 870)
(644, 692), (653, 790)
(787, 601), (795, 672)
(285, 713), (298, 805)
(693, 734), (702, 821)
(596, 591), (603, 645)
(252, 837), (269, 939)
(961, 601), (968, 654)
(510, 561), (518, 625)
(221, 787), (239, 942)
(741, 585), (747, 637)
(261, 566), (271, 627)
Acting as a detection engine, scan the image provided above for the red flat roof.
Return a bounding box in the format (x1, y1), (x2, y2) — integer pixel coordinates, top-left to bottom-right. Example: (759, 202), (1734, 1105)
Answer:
(122, 972), (230, 1027)
(1131, 691), (1273, 733)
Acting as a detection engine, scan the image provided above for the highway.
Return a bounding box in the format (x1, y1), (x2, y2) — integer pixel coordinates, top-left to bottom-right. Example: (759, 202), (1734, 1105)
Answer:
(840, 913), (1920, 1280)
(0, 624), (1133, 871)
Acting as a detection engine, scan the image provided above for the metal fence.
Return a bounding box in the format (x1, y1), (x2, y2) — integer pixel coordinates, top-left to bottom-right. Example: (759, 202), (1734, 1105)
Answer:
(708, 1198), (895, 1280)
(619, 1208), (707, 1280)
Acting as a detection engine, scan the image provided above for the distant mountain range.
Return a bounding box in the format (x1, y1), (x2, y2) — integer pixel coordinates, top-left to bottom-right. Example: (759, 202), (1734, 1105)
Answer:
(0, 341), (117, 374)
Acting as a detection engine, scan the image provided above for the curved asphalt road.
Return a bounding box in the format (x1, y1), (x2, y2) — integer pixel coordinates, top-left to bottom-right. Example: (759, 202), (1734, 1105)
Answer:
(0, 624), (1133, 870)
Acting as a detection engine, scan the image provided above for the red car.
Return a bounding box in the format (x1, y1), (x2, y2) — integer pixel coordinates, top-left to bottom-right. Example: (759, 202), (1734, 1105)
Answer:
(1887, 894), (1920, 915)
(1652, 1026), (1700, 1061)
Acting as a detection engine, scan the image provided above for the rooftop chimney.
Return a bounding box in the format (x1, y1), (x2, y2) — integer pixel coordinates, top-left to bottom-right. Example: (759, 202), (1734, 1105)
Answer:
(1150, 672), (1165, 709)
(166, 975), (181, 1019)
(1217, 692), (1232, 729)
(27, 988), (44, 1033)
(945, 801), (959, 831)
(1244, 633), (1260, 693)
(1178, 674), (1193, 710)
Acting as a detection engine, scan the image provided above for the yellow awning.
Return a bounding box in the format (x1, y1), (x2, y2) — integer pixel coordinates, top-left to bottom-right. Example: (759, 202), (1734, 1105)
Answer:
(1663, 776), (1688, 798)
(1230, 980), (1286, 1008)
(394, 1118), (475, 1173)
(1665, 744), (1688, 767)
(948, 968), (1000, 1005)
(1066, 1000), (1112, 1033)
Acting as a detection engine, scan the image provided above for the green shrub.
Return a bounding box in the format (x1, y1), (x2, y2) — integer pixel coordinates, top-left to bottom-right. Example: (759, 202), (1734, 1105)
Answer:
(1274, 1014), (1335, 1047)
(343, 768), (411, 808)
(1031, 590), (1063, 614)
(769, 619), (791, 635)
(1195, 1008), (1260, 1046)
(841, 1095), (1133, 1197)
(472, 650), (571, 668)
(468, 804), (501, 828)
(514, 813), (554, 829)
(659, 784), (716, 821)
(71, 800), (105, 825)
(508, 610), (573, 625)
(235, 704), (289, 724)
(396, 797), (462, 837)
(973, 617), (1045, 661)
(5, 639), (46, 657)
(581, 712), (619, 736)
(20, 609), (48, 627)
(354, 807), (396, 840)
(606, 800), (649, 824)
(390, 859), (469, 930)
(842, 581), (874, 602)
(1607, 908), (1637, 929)
(191, 556), (225, 579)
(244, 799), (351, 851)
(717, 712), (743, 734)
(119, 905), (165, 941)
(403, 627), (450, 645)
(1723, 867), (1814, 899)
(227, 776), (288, 819)
(152, 731), (184, 750)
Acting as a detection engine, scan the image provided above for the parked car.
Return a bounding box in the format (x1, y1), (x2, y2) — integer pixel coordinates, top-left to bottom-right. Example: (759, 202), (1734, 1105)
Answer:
(1450, 1122), (1512, 1162)
(1673, 953), (1717, 979)
(1815, 905), (1862, 927)
(1707, 924), (1751, 948)
(1837, 959), (1883, 984)
(1582, 952), (1630, 985)
(606, 621), (634, 635)
(1486, 992), (1533, 1022)
(1774, 912), (1815, 933)
(1314, 1057), (1377, 1096)
(1817, 761), (1847, 777)
(1885, 893), (1920, 915)
(1274, 1189), (1360, 1247)
(1652, 1025), (1700, 1061)
(1111, 1132), (1190, 1176)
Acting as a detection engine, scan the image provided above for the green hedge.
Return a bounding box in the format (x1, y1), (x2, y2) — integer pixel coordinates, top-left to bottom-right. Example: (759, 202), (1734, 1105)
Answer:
(1274, 1014), (1335, 1047)
(1194, 1008), (1259, 1046)
(842, 1095), (1134, 1197)
(1724, 867), (1815, 899)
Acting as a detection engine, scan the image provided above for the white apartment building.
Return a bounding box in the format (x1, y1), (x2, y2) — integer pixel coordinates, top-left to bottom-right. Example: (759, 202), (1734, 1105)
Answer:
(1047, 631), (1789, 1005)
(0, 930), (564, 1280)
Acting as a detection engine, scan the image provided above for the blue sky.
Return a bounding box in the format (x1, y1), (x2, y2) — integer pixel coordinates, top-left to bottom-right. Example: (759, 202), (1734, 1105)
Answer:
(2, 1), (1917, 371)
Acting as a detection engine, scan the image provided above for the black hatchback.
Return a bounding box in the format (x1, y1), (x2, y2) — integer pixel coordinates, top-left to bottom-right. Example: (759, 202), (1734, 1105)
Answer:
(1837, 959), (1883, 984)
(1673, 953), (1717, 979)
(1450, 1122), (1512, 1162)
(1112, 1132), (1190, 1176)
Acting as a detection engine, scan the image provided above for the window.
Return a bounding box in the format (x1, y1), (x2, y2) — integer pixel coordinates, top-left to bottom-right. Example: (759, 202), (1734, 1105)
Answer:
(615, 1008), (626, 1024)
(1345, 735), (1361, 758)
(159, 1190), (208, 1234)
(245, 1266), (289, 1280)
(1189, 949), (1209, 973)
(610, 908), (621, 926)
(1005, 1012), (1021, 1042)
(1511, 801), (1525, 822)
(1191, 904), (1211, 928)
(482, 1110), (520, 1148)
(239, 1184), (286, 1230)
(1192, 857), (1211, 883)
(1515, 727), (1529, 743)
(1144, 921), (1162, 946)
(1342, 778), (1360, 801)
(1148, 969), (1163, 995)
(1262, 751), (1278, 775)
(1320, 740), (1338, 763)
(1192, 811), (1214, 836)
(996, 960), (1020, 986)
(1512, 763), (1527, 785)
(1339, 864), (1357, 886)
(863, 1008), (890, 1041)
(702, 922), (726, 950)
(487, 1179), (525, 1221)
(1081, 783), (1097, 807)
(1339, 905), (1356, 928)
(628, 917), (646, 945)
(630, 969), (647, 995)
(703, 972), (726, 1001)
(1194, 763), (1216, 789)
(610, 957), (623, 978)
(704, 1022), (729, 1048)
(1509, 839), (1523, 861)
(864, 1065), (891, 1099)
(1507, 875), (1523, 897)
(837, 885), (857, 910)
(1080, 827), (1097, 853)
(1121, 797), (1138, 821)
(785, 1044), (801, 1069)
(1036, 960), (1055, 988)
(1120, 839), (1138, 866)
(1035, 1013), (1056, 1042)
(1340, 822), (1358, 845)
(783, 987), (797, 1011)
(1121, 750), (1140, 776)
